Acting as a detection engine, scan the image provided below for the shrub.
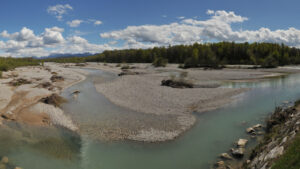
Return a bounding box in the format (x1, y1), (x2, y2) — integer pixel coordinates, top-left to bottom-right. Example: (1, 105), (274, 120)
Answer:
(152, 57), (168, 67)
(161, 79), (193, 88)
(161, 72), (193, 88)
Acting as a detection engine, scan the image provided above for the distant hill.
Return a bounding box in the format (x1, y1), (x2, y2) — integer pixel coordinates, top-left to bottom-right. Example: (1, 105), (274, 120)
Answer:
(40, 53), (95, 59)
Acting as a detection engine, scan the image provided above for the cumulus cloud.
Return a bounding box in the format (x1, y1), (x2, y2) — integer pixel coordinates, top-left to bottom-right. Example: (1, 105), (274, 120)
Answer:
(52, 36), (113, 54)
(42, 27), (65, 44)
(67, 20), (83, 27)
(0, 27), (65, 57)
(100, 9), (300, 48)
(2, 9), (300, 57)
(94, 20), (102, 25)
(0, 27), (113, 57)
(47, 4), (73, 21)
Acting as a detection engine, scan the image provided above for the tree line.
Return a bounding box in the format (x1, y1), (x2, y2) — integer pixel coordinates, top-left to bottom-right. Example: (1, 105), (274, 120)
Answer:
(43, 42), (300, 68)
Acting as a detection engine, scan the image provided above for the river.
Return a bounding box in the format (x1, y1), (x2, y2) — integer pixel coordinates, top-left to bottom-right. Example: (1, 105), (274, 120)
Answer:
(1, 68), (300, 169)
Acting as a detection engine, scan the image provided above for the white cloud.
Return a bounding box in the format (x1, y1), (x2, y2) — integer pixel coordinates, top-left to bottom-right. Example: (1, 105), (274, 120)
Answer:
(100, 10), (300, 48)
(47, 4), (73, 21)
(0, 27), (66, 57)
(177, 16), (185, 20)
(42, 27), (65, 45)
(94, 20), (102, 25)
(67, 20), (83, 27)
(53, 36), (113, 54)
(2, 9), (300, 57)
(0, 27), (113, 57)
(206, 10), (215, 15)
(109, 41), (118, 45)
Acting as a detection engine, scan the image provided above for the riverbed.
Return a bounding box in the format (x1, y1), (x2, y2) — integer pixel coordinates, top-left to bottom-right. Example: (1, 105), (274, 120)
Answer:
(2, 68), (300, 169)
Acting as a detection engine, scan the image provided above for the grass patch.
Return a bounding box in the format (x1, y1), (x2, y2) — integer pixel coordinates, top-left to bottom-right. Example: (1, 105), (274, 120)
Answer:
(40, 94), (67, 107)
(271, 133), (300, 169)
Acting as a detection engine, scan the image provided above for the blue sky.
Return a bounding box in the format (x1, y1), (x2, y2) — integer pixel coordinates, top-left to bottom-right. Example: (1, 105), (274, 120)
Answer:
(1, 0), (300, 57)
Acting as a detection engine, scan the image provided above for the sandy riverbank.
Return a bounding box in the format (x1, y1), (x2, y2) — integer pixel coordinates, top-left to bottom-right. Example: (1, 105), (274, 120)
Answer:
(76, 63), (300, 142)
(0, 63), (87, 130)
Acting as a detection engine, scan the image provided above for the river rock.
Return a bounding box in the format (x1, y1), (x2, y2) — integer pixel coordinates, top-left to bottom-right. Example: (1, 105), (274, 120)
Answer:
(252, 124), (262, 129)
(215, 161), (226, 169)
(15, 167), (22, 169)
(220, 153), (233, 160)
(246, 127), (255, 134)
(231, 148), (245, 158)
(0, 157), (8, 164)
(237, 139), (248, 147)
